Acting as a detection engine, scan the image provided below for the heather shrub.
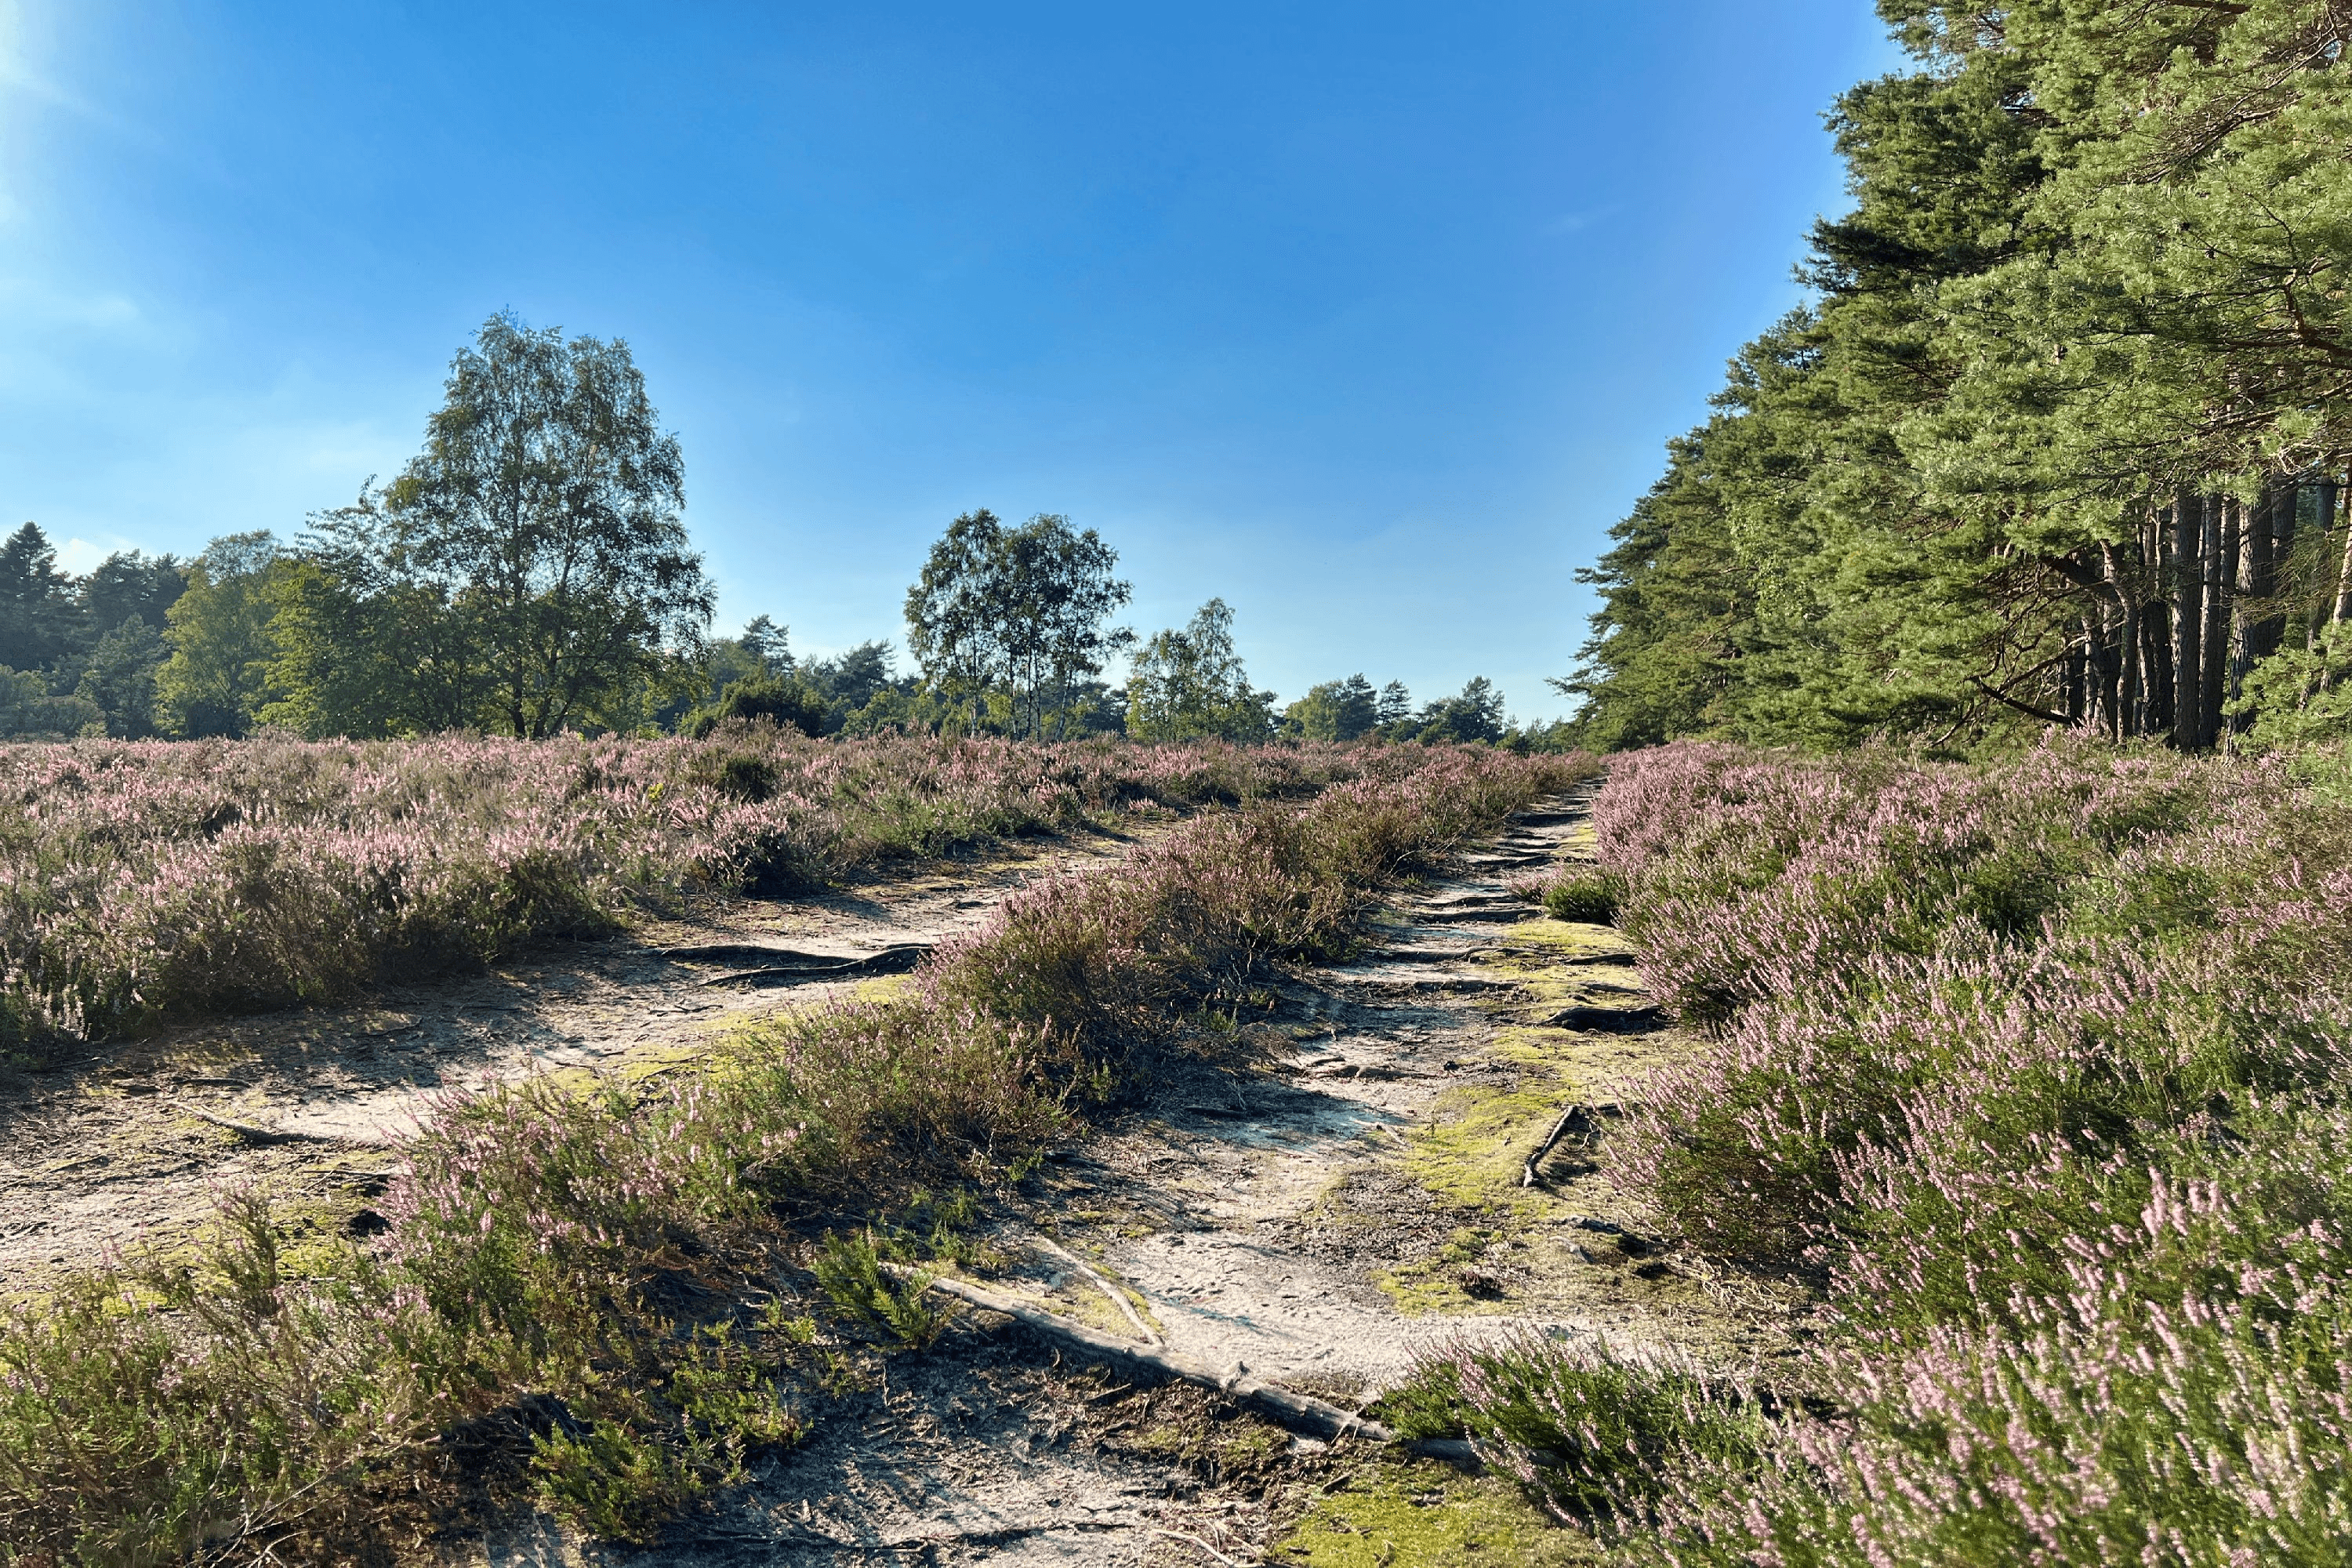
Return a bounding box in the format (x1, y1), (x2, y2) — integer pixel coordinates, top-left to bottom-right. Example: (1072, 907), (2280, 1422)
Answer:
(0, 743), (1591, 1558)
(1602, 741), (2352, 1270)
(0, 731), (1377, 1053)
(1381, 1334), (1765, 1526)
(1630, 1116), (2352, 1567)
(1541, 869), (1622, 924)
(1555, 738), (2352, 1565)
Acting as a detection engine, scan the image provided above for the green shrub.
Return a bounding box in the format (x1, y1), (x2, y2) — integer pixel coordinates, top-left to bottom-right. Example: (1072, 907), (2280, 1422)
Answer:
(1381, 1335), (1765, 1524)
(811, 1234), (957, 1351)
(1542, 869), (1623, 924)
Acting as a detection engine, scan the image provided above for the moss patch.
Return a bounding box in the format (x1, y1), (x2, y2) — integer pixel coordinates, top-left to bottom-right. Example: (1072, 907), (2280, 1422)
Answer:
(1493, 919), (1634, 960)
(1269, 1460), (1595, 1566)
(1398, 1077), (1568, 1214)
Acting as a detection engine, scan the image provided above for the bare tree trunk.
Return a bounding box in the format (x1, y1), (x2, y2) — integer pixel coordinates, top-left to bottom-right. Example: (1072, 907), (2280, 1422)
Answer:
(2303, 480), (2332, 648)
(2175, 492), (2205, 749)
(2095, 597), (2122, 738)
(2229, 489), (2268, 734)
(2144, 505), (2175, 736)
(2336, 474), (2352, 626)
(2112, 539), (2141, 739)
(2200, 495), (2234, 750)
(2142, 593), (2175, 737)
(2063, 622), (2088, 726)
(2251, 484), (2281, 662)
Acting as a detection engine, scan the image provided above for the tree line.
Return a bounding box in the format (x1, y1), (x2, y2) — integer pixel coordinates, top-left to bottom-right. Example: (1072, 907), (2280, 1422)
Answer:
(1566, 2), (2352, 756)
(3, 314), (1567, 750)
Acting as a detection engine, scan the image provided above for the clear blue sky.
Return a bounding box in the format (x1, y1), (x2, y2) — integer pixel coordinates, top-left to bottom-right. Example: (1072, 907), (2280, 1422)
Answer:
(2, 2), (1900, 720)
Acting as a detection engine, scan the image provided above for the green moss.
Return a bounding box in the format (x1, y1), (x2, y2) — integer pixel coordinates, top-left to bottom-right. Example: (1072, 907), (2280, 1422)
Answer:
(1493, 919), (1635, 960)
(1270, 1461), (1596, 1566)
(1399, 1079), (1567, 1212)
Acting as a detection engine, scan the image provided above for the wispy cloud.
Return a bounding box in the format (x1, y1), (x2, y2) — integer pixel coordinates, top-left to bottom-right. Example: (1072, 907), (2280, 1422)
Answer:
(1544, 206), (1616, 237)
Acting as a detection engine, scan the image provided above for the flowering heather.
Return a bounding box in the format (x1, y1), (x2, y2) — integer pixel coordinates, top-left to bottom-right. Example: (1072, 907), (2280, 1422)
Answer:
(1389, 739), (2352, 1565)
(0, 728), (1367, 1051)
(0, 742), (1590, 1557)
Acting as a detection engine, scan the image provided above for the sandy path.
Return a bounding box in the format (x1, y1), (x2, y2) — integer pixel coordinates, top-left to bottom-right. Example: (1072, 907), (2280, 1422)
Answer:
(0, 826), (1155, 1285)
(540, 791), (1791, 1568)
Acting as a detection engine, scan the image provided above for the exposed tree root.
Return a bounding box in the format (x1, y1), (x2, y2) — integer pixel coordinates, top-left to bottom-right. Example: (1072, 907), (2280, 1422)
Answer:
(692, 942), (934, 985)
(912, 1270), (1481, 1465)
(1030, 1232), (1163, 1345)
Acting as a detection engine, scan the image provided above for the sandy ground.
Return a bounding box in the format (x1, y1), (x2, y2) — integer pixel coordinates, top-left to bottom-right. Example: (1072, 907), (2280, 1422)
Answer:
(456, 792), (1797, 1566)
(3, 794), (1792, 1566)
(0, 826), (1152, 1284)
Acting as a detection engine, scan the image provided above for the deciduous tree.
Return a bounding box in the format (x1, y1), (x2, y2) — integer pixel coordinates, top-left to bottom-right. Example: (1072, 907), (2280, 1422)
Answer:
(374, 313), (713, 739)
(1126, 598), (1276, 742)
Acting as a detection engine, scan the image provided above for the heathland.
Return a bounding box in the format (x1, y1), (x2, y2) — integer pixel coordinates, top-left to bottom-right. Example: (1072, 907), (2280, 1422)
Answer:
(2, 735), (1613, 1561)
(20, 5), (2352, 1566)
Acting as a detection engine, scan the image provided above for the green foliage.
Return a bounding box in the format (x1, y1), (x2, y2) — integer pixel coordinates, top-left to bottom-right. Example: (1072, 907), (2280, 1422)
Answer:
(0, 521), (77, 674)
(906, 510), (1134, 737)
(1541, 869), (1621, 924)
(683, 674), (832, 739)
(274, 312), (717, 740)
(1403, 677), (1508, 744)
(0, 666), (101, 739)
(2229, 624), (2352, 752)
(156, 532), (285, 739)
(1285, 674), (1380, 741)
(77, 549), (186, 642)
(1561, 7), (2352, 753)
(810, 1234), (956, 1350)
(1127, 597), (1277, 742)
(72, 615), (165, 738)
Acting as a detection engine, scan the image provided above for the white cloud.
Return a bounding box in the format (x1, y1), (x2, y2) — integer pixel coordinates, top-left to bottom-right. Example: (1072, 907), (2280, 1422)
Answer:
(54, 532), (141, 573)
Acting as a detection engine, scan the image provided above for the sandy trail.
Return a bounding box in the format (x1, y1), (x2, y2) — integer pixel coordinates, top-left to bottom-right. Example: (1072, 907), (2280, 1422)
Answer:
(0, 826), (1152, 1284)
(532, 790), (1791, 1568)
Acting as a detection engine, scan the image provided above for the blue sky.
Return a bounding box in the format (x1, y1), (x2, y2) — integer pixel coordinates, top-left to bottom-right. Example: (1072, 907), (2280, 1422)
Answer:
(1, 2), (1900, 720)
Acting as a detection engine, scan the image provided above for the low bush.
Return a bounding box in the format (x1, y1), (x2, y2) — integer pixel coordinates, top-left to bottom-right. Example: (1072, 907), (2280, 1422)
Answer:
(1381, 1334), (1764, 1525)
(0, 742), (1594, 1559)
(1495, 738), (2352, 1566)
(0, 731), (1377, 1055)
(1540, 869), (1623, 924)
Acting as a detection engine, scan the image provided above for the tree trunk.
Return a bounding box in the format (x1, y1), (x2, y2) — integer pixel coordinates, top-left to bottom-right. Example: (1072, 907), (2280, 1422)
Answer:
(2200, 495), (2233, 750)
(2268, 481), (2296, 657)
(2064, 623), (2088, 727)
(2336, 474), (2352, 626)
(2113, 539), (2141, 739)
(2229, 489), (2268, 733)
(2174, 492), (2204, 749)
(2250, 484), (2281, 662)
(2143, 506), (2173, 737)
(2141, 590), (2175, 738)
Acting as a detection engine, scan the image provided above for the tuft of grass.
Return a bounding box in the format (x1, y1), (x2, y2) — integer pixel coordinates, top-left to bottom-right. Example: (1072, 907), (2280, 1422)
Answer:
(1377, 1334), (1765, 1526)
(810, 1233), (957, 1351)
(1541, 869), (1624, 925)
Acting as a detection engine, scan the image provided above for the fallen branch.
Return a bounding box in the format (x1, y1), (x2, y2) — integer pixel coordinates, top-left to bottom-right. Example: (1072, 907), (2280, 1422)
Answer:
(1029, 1233), (1163, 1346)
(1152, 1528), (1256, 1566)
(1522, 1104), (1596, 1187)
